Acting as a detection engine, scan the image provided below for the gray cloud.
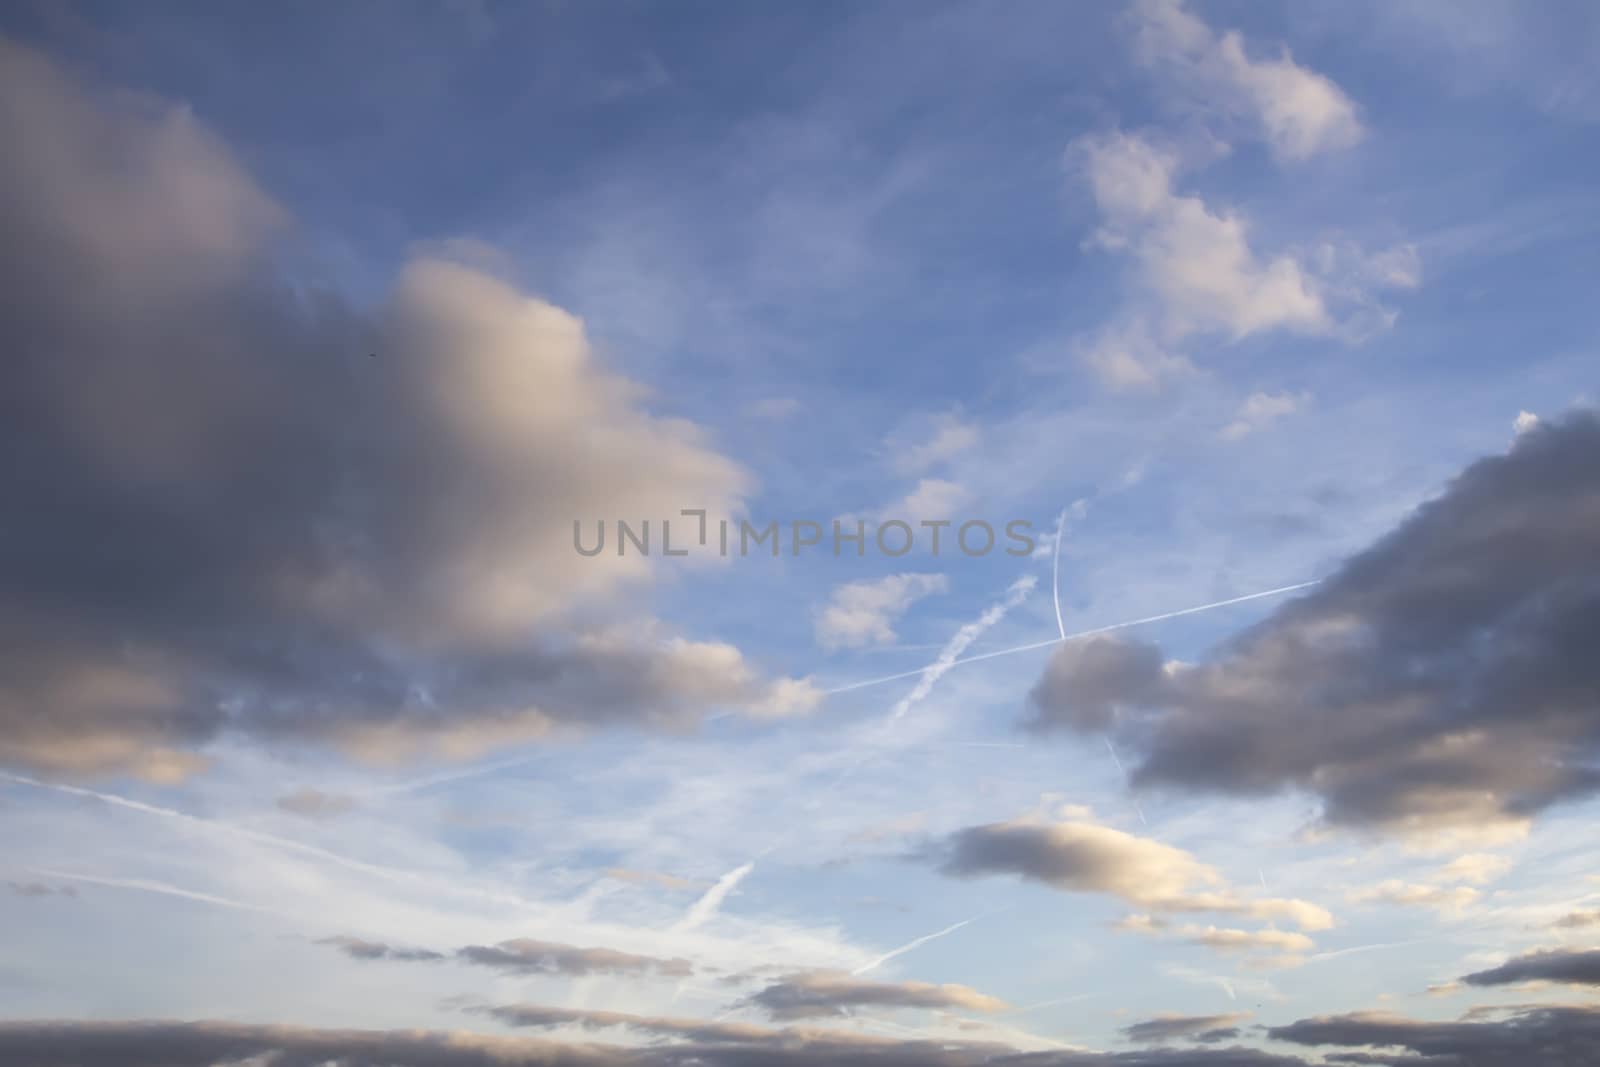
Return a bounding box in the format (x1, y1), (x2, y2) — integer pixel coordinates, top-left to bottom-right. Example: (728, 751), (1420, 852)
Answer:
(926, 816), (1330, 935)
(1028, 413), (1600, 837)
(1553, 910), (1600, 929)
(316, 936), (446, 963)
(0, 37), (812, 780)
(457, 938), (694, 978)
(0, 1017), (1322, 1067)
(745, 972), (1008, 1021)
(317, 934), (691, 977)
(4, 881), (77, 899)
(276, 788), (357, 820)
(1123, 1013), (1251, 1045)
(1461, 948), (1600, 988)
(1269, 1004), (1600, 1066)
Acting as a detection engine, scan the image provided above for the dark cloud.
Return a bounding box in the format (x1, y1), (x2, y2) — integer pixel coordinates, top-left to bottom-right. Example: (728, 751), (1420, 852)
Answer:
(0, 1018), (1320, 1067)
(0, 37), (811, 780)
(276, 788), (357, 819)
(1269, 1004), (1600, 1066)
(1028, 414), (1600, 836)
(317, 934), (691, 977)
(457, 938), (694, 978)
(744, 971), (1008, 1020)
(1123, 1014), (1251, 1045)
(1461, 948), (1600, 987)
(4, 881), (77, 899)
(316, 936), (445, 963)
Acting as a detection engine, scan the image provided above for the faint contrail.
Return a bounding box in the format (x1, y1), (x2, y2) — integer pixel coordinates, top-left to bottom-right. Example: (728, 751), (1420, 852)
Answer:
(27, 867), (287, 917)
(674, 861), (755, 932)
(851, 914), (978, 975)
(824, 580), (1320, 696)
(1051, 508), (1068, 640)
(0, 771), (540, 912)
(1103, 737), (1148, 825)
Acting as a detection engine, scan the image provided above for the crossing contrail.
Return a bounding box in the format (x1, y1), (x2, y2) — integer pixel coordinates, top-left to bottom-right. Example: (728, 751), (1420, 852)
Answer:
(824, 579), (1320, 697)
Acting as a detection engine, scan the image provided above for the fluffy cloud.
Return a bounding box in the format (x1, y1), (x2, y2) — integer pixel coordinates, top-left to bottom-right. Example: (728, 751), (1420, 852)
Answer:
(1071, 132), (1409, 390)
(1027, 414), (1600, 839)
(1347, 880), (1480, 914)
(1133, 0), (1364, 160)
(924, 813), (1331, 934)
(1462, 948), (1600, 988)
(816, 574), (949, 649)
(0, 39), (814, 780)
(745, 972), (1008, 1021)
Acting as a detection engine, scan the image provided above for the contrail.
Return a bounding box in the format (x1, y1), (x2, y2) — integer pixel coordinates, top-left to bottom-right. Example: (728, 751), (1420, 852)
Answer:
(1103, 737), (1148, 825)
(887, 575), (1036, 723)
(824, 580), (1320, 696)
(27, 867), (288, 917)
(0, 771), (540, 913)
(1306, 938), (1427, 964)
(674, 861), (755, 932)
(1051, 508), (1068, 640)
(851, 914), (978, 975)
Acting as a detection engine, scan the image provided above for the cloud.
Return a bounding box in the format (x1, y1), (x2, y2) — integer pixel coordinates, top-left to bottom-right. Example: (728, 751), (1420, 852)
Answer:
(1462, 948), (1600, 988)
(0, 1016), (1329, 1066)
(1169, 926), (1314, 957)
(275, 788), (357, 820)
(1123, 1013), (1251, 1045)
(1219, 391), (1310, 441)
(882, 478), (973, 525)
(745, 972), (1008, 1021)
(892, 416), (979, 476)
(316, 937), (446, 963)
(317, 934), (692, 977)
(0, 38), (814, 779)
(4, 881), (76, 899)
(1026, 413), (1600, 838)
(1555, 910), (1600, 929)
(1269, 1004), (1600, 1066)
(924, 813), (1331, 933)
(1437, 853), (1513, 885)
(816, 574), (949, 649)
(1132, 0), (1364, 160)
(1347, 880), (1480, 913)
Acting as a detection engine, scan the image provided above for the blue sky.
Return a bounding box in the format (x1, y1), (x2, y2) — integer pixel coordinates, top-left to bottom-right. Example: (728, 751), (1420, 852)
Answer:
(1, 2), (1598, 1065)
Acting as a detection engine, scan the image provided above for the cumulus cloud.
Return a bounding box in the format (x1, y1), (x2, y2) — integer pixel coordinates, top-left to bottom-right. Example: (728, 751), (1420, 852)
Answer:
(1437, 853), (1512, 885)
(0, 38), (815, 780)
(1123, 1013), (1251, 1045)
(1027, 414), (1600, 839)
(816, 574), (949, 649)
(1462, 948), (1600, 988)
(746, 972), (1008, 1021)
(924, 813), (1331, 934)
(316, 937), (445, 963)
(1133, 0), (1363, 160)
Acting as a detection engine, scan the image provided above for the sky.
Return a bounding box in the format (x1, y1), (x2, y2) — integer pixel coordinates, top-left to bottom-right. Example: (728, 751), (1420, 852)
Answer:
(0, 2), (1598, 1065)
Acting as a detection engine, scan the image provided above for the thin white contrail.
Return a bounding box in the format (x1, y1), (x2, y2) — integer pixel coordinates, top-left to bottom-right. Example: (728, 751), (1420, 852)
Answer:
(824, 580), (1320, 696)
(27, 867), (288, 917)
(1306, 938), (1427, 964)
(887, 576), (1036, 723)
(674, 861), (755, 932)
(1103, 737), (1148, 826)
(1051, 509), (1068, 640)
(0, 771), (539, 912)
(851, 915), (978, 975)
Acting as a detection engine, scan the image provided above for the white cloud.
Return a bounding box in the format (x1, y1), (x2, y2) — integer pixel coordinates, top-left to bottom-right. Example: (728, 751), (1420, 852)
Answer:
(816, 574), (949, 649)
(1438, 853), (1514, 886)
(893, 415), (979, 475)
(882, 478), (973, 525)
(1220, 390), (1311, 440)
(1348, 879), (1481, 913)
(1134, 0), (1364, 161)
